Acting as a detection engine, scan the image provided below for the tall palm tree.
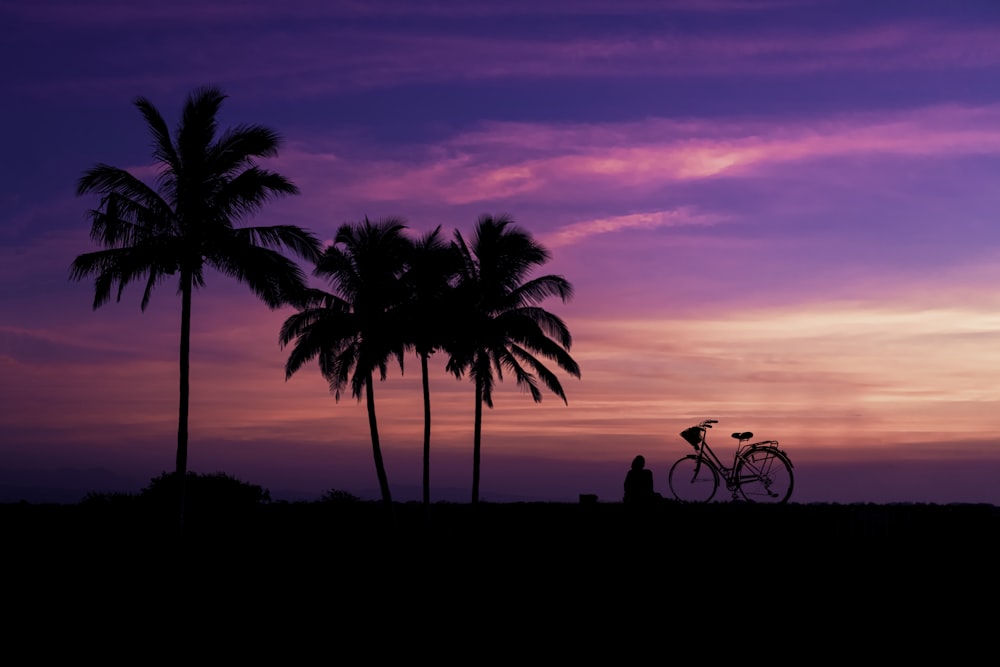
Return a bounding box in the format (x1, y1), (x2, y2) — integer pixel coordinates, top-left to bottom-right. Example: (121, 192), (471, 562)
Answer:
(447, 214), (581, 504)
(280, 217), (412, 506)
(400, 226), (462, 507)
(69, 86), (321, 533)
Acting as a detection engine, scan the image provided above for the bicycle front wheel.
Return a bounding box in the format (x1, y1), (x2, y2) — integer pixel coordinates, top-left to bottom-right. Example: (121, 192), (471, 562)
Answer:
(735, 447), (794, 503)
(669, 455), (720, 503)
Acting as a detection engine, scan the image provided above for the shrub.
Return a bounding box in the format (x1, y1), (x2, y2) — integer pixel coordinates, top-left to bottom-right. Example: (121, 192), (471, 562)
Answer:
(319, 488), (360, 504)
(140, 471), (271, 511)
(79, 491), (137, 506)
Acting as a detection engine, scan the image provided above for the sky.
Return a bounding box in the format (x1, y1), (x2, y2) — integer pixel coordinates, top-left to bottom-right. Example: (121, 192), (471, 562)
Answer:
(4, 0), (1000, 505)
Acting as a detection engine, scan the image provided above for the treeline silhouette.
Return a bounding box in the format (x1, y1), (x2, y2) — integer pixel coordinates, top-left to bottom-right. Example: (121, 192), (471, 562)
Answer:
(8, 470), (998, 547)
(69, 86), (580, 534)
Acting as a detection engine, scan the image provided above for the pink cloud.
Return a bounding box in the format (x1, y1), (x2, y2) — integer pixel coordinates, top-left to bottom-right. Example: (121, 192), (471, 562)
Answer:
(268, 103), (1000, 251)
(541, 208), (725, 247)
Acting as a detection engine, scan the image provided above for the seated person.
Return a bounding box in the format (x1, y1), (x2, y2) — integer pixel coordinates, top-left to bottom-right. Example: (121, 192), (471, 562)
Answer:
(623, 455), (662, 503)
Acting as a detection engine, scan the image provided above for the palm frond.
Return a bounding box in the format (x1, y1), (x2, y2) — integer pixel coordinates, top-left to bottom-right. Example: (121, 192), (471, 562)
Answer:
(313, 242), (359, 301)
(78, 164), (164, 205)
(510, 356), (545, 403)
(508, 342), (568, 403)
(508, 274), (574, 308)
(177, 86), (225, 171)
(211, 124), (284, 169)
(279, 303), (338, 348)
(208, 242), (309, 308)
(133, 96), (180, 177)
(326, 344), (362, 401)
(232, 224), (321, 263)
(450, 231), (478, 281)
(281, 319), (330, 378)
(281, 308), (356, 373)
(500, 307), (573, 349)
(216, 168), (300, 220)
(69, 245), (171, 310)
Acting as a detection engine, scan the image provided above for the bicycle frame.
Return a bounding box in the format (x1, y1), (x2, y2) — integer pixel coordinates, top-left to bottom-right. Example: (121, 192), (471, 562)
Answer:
(691, 433), (743, 490)
(671, 419), (794, 503)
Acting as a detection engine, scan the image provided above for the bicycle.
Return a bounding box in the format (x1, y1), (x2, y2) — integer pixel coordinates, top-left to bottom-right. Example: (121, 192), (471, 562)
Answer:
(668, 419), (794, 504)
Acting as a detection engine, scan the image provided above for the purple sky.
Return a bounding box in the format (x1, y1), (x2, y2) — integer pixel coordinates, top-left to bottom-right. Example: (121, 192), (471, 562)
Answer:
(4, 0), (1000, 504)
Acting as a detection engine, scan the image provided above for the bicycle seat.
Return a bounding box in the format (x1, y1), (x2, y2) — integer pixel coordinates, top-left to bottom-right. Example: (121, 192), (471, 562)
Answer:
(731, 432), (753, 440)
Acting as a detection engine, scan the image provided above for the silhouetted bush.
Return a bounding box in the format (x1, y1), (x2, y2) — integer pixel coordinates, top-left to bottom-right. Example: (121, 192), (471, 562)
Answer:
(139, 471), (271, 512)
(319, 488), (361, 504)
(79, 491), (138, 506)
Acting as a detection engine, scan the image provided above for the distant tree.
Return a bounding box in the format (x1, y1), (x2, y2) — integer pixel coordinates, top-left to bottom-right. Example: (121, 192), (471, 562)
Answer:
(280, 217), (412, 507)
(69, 86), (321, 535)
(447, 214), (580, 503)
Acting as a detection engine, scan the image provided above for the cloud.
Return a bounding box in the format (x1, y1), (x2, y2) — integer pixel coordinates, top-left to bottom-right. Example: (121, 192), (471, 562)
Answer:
(13, 4), (1000, 101)
(269, 103), (1000, 245)
(0, 0), (839, 27)
(542, 208), (725, 247)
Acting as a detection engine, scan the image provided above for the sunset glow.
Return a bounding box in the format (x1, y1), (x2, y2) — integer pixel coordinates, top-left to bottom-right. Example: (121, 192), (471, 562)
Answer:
(3, 0), (1000, 504)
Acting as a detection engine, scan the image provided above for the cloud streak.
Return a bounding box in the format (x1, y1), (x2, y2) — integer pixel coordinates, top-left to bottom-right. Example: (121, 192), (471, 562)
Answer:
(12, 2), (1000, 101)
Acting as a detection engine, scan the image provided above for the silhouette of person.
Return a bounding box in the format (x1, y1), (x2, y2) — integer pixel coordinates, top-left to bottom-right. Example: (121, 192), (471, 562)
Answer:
(623, 455), (662, 504)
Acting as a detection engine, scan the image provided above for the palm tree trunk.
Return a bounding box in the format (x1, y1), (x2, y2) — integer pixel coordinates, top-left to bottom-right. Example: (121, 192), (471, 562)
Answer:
(421, 352), (431, 508)
(471, 375), (483, 504)
(176, 270), (192, 537)
(365, 374), (393, 505)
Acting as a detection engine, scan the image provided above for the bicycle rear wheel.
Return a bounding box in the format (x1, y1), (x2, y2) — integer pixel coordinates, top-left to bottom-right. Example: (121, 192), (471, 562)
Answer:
(668, 455), (719, 503)
(735, 447), (794, 503)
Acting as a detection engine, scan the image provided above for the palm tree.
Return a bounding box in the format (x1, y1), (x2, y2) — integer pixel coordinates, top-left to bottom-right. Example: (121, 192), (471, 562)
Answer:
(447, 214), (581, 504)
(399, 226), (462, 507)
(69, 86), (321, 533)
(280, 217), (412, 506)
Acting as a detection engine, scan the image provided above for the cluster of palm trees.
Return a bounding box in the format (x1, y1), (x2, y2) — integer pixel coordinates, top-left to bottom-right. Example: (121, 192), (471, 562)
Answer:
(69, 87), (580, 528)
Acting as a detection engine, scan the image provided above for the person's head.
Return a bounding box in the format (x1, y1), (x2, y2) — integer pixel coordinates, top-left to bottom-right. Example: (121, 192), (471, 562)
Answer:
(631, 455), (645, 470)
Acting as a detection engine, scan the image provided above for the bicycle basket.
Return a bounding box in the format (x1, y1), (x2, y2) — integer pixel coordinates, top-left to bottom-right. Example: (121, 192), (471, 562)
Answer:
(680, 427), (703, 449)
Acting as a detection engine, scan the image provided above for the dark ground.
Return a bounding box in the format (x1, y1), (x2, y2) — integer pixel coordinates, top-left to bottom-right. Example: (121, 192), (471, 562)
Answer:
(5, 499), (998, 658)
